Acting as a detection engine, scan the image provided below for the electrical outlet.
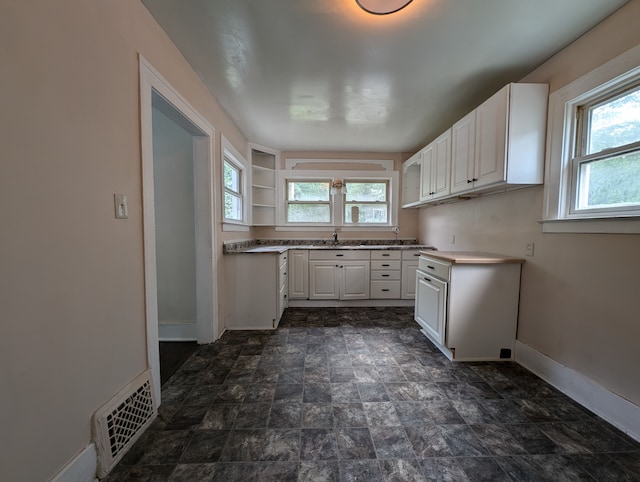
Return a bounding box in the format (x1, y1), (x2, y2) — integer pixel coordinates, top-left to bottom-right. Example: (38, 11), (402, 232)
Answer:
(525, 242), (535, 257)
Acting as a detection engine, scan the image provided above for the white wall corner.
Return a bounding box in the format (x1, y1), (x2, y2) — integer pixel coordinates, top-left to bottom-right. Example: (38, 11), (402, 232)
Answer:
(515, 340), (640, 442)
(49, 443), (98, 482)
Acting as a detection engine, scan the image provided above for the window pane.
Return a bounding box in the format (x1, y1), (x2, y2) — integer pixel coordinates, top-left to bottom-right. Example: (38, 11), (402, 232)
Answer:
(288, 181), (330, 201)
(577, 151), (640, 209)
(224, 161), (240, 192)
(345, 182), (387, 202)
(587, 87), (640, 154)
(345, 203), (388, 223)
(287, 203), (330, 223)
(224, 192), (242, 220)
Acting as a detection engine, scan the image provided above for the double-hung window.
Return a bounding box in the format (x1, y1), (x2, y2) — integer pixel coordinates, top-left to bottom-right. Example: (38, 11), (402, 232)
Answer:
(223, 156), (243, 222)
(571, 83), (640, 215)
(286, 180), (332, 224)
(544, 49), (640, 233)
(344, 181), (389, 224)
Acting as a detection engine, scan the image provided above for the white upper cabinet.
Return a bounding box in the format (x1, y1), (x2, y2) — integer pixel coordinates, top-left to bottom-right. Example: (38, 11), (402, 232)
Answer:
(401, 152), (422, 207)
(403, 82), (549, 207)
(451, 83), (548, 195)
(420, 129), (452, 201)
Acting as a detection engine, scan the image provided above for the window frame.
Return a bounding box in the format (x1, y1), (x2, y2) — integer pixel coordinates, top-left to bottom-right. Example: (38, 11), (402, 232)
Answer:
(221, 137), (249, 228)
(277, 168), (399, 229)
(343, 180), (390, 226)
(542, 44), (640, 234)
(568, 82), (640, 217)
(285, 179), (333, 226)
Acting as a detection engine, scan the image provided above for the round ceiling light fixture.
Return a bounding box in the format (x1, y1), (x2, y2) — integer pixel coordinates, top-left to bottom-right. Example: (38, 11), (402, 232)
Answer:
(355, 0), (413, 15)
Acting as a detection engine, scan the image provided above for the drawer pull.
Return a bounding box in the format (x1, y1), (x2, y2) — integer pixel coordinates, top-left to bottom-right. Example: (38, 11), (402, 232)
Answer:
(382, 253), (390, 257)
(382, 264), (390, 267)
(424, 277), (432, 282)
(336, 254), (344, 257)
(382, 274), (390, 277)
(382, 289), (390, 292)
(414, 253), (420, 256)
(427, 265), (435, 270)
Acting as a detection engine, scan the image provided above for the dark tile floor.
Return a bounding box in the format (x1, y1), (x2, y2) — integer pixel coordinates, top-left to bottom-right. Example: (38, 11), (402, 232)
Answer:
(106, 307), (640, 481)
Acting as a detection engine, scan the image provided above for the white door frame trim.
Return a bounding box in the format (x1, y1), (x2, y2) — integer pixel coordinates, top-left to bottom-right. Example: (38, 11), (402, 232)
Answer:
(139, 55), (218, 402)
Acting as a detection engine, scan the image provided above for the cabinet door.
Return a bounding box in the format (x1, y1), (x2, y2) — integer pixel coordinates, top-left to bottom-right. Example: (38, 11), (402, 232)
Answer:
(401, 261), (418, 299)
(420, 144), (434, 200)
(475, 85), (508, 188)
(450, 111), (476, 194)
(340, 261), (370, 300)
(415, 273), (447, 345)
(309, 261), (340, 300)
(288, 250), (309, 299)
(432, 129), (452, 199)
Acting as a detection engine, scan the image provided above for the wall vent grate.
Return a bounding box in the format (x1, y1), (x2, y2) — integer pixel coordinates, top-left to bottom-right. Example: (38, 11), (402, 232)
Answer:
(92, 370), (157, 478)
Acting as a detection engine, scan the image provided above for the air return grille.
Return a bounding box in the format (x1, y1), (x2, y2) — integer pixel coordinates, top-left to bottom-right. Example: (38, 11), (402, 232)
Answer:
(92, 370), (157, 478)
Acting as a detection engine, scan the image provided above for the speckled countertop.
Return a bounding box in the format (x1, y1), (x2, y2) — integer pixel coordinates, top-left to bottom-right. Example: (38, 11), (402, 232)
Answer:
(224, 239), (436, 254)
(419, 251), (525, 264)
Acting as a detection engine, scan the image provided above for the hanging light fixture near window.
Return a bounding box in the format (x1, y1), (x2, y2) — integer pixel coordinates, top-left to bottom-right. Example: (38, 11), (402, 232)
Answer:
(331, 179), (347, 195)
(356, 0), (413, 15)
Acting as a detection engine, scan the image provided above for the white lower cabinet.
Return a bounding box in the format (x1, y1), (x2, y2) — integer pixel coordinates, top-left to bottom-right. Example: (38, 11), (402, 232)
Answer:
(308, 250), (370, 300)
(225, 252), (288, 329)
(415, 253), (523, 361)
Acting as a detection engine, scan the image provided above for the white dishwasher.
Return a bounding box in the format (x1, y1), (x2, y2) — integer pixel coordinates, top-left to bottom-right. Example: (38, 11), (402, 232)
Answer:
(414, 251), (524, 361)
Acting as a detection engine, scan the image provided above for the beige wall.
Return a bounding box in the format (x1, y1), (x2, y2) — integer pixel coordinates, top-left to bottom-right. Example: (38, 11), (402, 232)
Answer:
(418, 1), (640, 407)
(0, 0), (249, 480)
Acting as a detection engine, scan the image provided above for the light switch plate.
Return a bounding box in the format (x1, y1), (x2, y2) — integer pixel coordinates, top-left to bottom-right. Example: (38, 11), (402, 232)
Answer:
(525, 242), (534, 256)
(114, 193), (128, 219)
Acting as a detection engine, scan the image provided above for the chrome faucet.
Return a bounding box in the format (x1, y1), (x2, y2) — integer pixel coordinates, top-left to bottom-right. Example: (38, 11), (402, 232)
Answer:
(331, 230), (338, 244)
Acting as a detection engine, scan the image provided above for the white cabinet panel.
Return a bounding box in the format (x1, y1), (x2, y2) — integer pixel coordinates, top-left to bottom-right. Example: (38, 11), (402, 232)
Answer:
(451, 111), (477, 194)
(225, 252), (286, 329)
(415, 273), (447, 345)
(401, 261), (418, 299)
(288, 250), (309, 299)
(341, 261), (370, 300)
(309, 261), (340, 300)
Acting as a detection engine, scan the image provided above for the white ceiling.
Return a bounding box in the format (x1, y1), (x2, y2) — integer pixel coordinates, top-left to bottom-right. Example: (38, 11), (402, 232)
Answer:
(142, 0), (628, 153)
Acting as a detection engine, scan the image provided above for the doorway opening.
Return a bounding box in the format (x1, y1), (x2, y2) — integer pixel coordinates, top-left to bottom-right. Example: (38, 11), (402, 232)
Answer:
(140, 56), (218, 402)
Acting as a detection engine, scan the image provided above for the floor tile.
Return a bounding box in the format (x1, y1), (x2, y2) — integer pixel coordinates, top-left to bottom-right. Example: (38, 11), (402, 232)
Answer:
(107, 307), (640, 481)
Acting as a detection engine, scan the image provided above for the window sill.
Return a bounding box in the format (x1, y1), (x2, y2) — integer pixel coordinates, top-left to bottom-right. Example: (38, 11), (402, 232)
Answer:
(540, 217), (640, 234)
(275, 225), (397, 232)
(223, 222), (250, 232)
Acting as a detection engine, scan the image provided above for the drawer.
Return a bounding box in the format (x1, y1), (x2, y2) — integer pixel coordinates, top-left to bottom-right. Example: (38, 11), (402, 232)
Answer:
(279, 263), (288, 288)
(418, 256), (450, 281)
(279, 252), (288, 268)
(371, 250), (401, 260)
(402, 250), (423, 260)
(371, 260), (401, 270)
(309, 250), (370, 261)
(370, 280), (401, 299)
(370, 270), (401, 280)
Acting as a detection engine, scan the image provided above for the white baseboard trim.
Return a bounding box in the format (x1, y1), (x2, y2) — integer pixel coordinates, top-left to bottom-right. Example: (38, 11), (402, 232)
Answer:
(158, 320), (198, 341)
(515, 340), (640, 442)
(50, 443), (98, 482)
